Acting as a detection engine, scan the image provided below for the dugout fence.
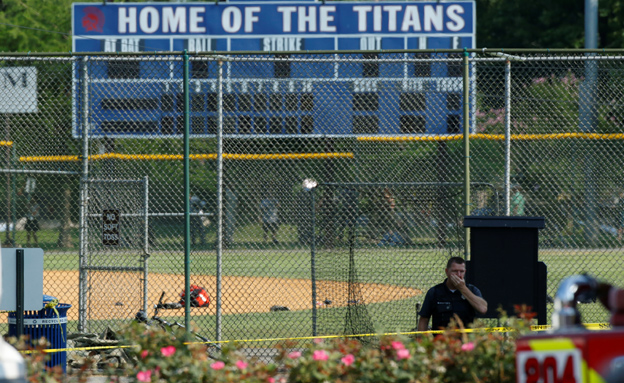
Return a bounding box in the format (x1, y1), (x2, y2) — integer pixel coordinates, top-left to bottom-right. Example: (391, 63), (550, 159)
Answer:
(0, 50), (623, 358)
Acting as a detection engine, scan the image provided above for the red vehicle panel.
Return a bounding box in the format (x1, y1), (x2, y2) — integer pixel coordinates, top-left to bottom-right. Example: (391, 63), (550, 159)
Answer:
(516, 329), (624, 383)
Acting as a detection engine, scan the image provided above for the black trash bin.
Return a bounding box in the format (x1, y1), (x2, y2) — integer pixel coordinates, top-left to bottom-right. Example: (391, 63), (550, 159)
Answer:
(8, 295), (72, 372)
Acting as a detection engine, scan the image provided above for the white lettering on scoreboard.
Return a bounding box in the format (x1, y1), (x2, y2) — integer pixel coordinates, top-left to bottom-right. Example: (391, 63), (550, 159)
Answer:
(113, 4), (467, 35)
(263, 37), (303, 51)
(188, 38), (212, 51)
(103, 38), (141, 52)
(360, 36), (381, 50)
(516, 349), (583, 383)
(168, 78), (458, 95)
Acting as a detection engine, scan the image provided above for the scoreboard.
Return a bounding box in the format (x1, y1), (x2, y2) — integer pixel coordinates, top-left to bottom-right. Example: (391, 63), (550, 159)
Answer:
(71, 1), (475, 138)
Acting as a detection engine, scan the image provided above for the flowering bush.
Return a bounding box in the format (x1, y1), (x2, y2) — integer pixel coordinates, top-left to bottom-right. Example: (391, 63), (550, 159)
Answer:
(11, 308), (534, 382)
(104, 322), (279, 383)
(277, 314), (525, 383)
(5, 336), (94, 383)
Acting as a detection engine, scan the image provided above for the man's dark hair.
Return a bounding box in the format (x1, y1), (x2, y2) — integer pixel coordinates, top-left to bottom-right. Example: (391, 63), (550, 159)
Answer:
(446, 256), (465, 269)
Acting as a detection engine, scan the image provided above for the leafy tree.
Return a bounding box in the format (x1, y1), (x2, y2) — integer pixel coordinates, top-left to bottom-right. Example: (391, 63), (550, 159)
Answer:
(476, 0), (624, 48)
(598, 0), (624, 47)
(476, 0), (585, 48)
(0, 0), (81, 52)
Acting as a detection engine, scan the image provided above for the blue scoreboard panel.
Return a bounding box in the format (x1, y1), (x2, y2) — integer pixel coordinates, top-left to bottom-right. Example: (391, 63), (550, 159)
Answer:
(72, 1), (475, 138)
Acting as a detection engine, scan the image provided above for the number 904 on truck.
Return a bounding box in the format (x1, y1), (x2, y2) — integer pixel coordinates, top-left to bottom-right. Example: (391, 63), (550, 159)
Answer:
(516, 274), (624, 383)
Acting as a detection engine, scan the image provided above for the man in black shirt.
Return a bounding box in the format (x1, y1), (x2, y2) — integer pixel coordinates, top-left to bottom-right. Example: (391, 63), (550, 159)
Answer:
(417, 257), (488, 330)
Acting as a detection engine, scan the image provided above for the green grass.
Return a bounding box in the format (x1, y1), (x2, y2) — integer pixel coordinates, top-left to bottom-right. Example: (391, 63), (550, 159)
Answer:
(43, 247), (452, 290)
(62, 301), (423, 345)
(57, 295), (609, 348)
(3, 227), (79, 250)
(43, 246), (624, 296)
(35, 228), (624, 342)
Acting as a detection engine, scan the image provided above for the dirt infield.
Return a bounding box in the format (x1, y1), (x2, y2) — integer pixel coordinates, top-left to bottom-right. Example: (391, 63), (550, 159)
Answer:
(6, 270), (422, 322)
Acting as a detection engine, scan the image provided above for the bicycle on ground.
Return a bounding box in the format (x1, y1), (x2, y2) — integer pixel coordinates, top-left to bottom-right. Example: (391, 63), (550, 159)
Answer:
(134, 291), (221, 359)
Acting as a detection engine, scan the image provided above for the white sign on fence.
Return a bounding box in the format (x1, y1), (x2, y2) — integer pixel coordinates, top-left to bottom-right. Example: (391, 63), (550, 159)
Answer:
(0, 67), (38, 114)
(0, 248), (44, 311)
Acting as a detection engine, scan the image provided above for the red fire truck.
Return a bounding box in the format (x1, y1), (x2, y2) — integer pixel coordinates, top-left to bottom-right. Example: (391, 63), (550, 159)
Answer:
(515, 275), (624, 383)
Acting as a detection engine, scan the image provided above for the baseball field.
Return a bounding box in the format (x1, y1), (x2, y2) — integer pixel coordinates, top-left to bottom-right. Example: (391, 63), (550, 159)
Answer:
(38, 269), (422, 321)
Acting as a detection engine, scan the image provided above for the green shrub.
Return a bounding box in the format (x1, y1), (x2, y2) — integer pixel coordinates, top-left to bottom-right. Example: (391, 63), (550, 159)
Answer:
(12, 307), (534, 382)
(277, 308), (530, 383)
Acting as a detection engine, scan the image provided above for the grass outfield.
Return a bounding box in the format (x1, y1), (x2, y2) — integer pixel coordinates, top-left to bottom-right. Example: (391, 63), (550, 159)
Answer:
(32, 221), (624, 294)
(48, 297), (425, 344)
(36, 246), (619, 339)
(42, 247), (624, 285)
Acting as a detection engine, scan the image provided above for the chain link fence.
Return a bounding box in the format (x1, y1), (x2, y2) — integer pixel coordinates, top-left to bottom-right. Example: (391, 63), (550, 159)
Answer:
(0, 50), (621, 357)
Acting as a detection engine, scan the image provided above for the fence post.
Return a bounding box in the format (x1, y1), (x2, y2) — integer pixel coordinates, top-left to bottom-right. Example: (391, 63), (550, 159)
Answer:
(143, 176), (149, 314)
(504, 59), (512, 216)
(310, 186), (317, 336)
(580, 54), (599, 246)
(463, 49), (471, 259)
(183, 50), (191, 331)
(78, 56), (90, 332)
(8, 143), (16, 247)
(216, 57), (224, 343)
(3, 132), (13, 247)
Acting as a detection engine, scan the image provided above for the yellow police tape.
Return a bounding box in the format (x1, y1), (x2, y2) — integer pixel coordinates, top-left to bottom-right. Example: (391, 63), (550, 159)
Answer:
(20, 322), (612, 355)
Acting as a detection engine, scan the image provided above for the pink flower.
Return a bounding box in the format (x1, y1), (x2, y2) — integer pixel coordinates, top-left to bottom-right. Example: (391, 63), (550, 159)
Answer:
(313, 338), (323, 344)
(396, 349), (410, 360)
(287, 351), (302, 359)
(235, 360), (248, 370)
(312, 350), (329, 361)
(160, 345), (176, 357)
(341, 354), (355, 366)
(140, 350), (149, 359)
(391, 341), (405, 350)
(211, 361), (225, 370)
(136, 370), (152, 382)
(461, 342), (475, 351)
(267, 378), (275, 383)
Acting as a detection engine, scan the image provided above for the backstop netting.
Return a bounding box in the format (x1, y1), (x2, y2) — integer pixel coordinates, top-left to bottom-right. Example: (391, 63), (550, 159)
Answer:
(313, 182), (500, 337)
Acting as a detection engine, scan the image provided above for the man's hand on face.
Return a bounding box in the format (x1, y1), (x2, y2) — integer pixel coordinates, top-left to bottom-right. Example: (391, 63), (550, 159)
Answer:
(449, 274), (466, 290)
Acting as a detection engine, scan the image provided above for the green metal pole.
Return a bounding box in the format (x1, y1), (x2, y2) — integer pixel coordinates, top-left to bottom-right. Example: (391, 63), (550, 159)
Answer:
(10, 143), (17, 246)
(310, 187), (316, 336)
(216, 58), (224, 343)
(463, 49), (471, 259)
(183, 50), (191, 331)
